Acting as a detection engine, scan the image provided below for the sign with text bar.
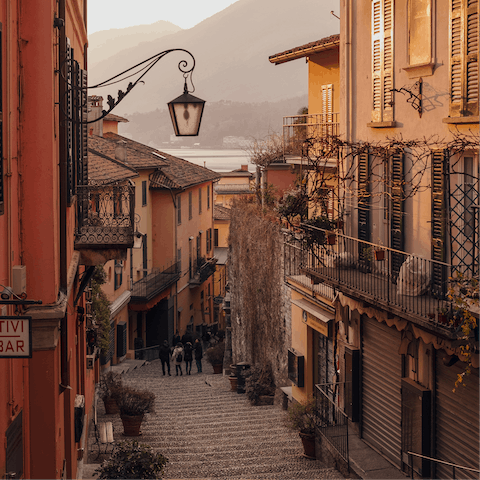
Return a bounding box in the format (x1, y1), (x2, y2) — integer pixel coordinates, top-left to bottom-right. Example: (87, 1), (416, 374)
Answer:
(0, 316), (32, 358)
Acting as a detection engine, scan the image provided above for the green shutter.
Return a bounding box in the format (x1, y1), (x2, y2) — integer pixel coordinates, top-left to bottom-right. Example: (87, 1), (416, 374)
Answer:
(358, 153), (371, 244)
(391, 150), (405, 275)
(431, 150), (449, 297)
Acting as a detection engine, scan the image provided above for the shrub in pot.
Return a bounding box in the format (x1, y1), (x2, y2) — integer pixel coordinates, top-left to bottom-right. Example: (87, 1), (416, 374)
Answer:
(285, 396), (317, 458)
(94, 440), (168, 479)
(98, 371), (124, 414)
(117, 386), (156, 436)
(205, 342), (225, 373)
(245, 363), (276, 405)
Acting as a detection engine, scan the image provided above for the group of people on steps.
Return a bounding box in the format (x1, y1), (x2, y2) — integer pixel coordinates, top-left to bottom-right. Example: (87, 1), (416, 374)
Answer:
(158, 333), (203, 376)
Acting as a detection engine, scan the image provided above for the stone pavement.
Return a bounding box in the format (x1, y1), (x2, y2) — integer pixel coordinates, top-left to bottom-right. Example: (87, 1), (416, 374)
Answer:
(80, 360), (344, 480)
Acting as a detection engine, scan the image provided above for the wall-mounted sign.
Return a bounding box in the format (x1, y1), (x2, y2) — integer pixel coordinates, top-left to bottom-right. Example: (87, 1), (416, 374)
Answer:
(0, 316), (32, 358)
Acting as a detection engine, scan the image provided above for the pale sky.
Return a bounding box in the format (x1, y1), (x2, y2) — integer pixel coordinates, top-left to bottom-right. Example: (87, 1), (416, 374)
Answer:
(88, 0), (240, 34)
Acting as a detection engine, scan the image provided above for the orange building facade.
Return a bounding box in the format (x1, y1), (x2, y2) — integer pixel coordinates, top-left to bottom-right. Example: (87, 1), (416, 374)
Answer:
(0, 1), (133, 478)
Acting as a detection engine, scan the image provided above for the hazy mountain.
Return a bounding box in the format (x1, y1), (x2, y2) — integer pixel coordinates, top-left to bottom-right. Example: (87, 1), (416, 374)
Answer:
(119, 95), (309, 148)
(88, 0), (340, 115)
(88, 21), (182, 70)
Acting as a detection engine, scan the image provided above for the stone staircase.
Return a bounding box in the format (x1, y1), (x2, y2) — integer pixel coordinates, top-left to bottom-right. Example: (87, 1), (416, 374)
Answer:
(83, 360), (344, 479)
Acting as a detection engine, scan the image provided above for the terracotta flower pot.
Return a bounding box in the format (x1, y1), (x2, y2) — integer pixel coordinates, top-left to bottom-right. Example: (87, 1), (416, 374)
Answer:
(374, 250), (385, 261)
(228, 375), (238, 391)
(299, 431), (316, 459)
(212, 364), (223, 374)
(327, 233), (336, 245)
(121, 414), (144, 436)
(103, 397), (120, 415)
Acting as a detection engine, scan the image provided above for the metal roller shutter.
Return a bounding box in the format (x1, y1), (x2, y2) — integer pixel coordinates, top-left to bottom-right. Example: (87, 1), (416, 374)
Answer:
(362, 316), (402, 467)
(435, 351), (479, 479)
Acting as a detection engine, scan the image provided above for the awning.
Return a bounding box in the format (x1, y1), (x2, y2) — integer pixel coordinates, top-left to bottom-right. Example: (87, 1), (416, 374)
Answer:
(292, 298), (334, 324)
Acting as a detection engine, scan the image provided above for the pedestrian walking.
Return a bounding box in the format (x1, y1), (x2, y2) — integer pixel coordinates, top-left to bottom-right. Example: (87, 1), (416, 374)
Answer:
(172, 342), (184, 376)
(172, 331), (180, 348)
(194, 338), (203, 373)
(184, 342), (193, 375)
(158, 340), (171, 376)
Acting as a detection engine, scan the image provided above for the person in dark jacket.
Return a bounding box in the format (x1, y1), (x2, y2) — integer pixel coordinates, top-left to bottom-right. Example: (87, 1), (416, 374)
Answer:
(183, 342), (193, 375)
(194, 338), (203, 373)
(159, 340), (171, 376)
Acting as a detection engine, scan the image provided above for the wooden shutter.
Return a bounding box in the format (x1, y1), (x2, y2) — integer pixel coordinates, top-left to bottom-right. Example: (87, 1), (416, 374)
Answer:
(65, 38), (74, 203)
(371, 0), (394, 122)
(321, 84), (333, 135)
(358, 153), (371, 243)
(391, 150), (404, 276)
(450, 0), (479, 116)
(79, 69), (88, 186)
(431, 150), (449, 297)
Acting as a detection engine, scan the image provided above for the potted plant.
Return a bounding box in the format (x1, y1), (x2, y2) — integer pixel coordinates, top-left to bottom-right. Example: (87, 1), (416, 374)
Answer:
(205, 341), (225, 374)
(244, 364), (276, 405)
(374, 249), (385, 261)
(94, 440), (168, 479)
(285, 396), (317, 459)
(98, 371), (124, 415)
(117, 386), (156, 436)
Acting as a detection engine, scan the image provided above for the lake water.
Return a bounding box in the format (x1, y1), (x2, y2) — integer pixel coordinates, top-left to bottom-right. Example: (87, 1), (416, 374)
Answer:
(161, 148), (254, 173)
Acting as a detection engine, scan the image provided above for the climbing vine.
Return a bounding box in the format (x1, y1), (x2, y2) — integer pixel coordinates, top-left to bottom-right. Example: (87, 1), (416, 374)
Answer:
(91, 265), (112, 354)
(228, 198), (288, 386)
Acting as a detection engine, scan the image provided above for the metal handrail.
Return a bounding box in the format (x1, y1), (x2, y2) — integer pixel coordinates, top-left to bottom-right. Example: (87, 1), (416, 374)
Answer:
(407, 451), (480, 479)
(315, 384), (349, 469)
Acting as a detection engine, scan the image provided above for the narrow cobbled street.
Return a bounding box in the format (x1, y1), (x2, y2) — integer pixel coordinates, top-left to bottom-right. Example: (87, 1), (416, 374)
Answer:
(84, 360), (344, 480)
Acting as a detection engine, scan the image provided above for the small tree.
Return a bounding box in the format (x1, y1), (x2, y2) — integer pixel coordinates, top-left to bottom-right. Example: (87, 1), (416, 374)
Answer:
(91, 265), (111, 354)
(94, 440), (168, 479)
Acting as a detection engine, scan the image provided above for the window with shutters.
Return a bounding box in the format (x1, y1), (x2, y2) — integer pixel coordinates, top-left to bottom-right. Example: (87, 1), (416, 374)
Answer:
(207, 185), (210, 209)
(214, 228), (219, 247)
(177, 194), (182, 224)
(390, 150), (405, 276)
(357, 153), (371, 245)
(370, 0), (394, 124)
(449, 0), (479, 117)
(431, 151), (449, 297)
(189, 191), (193, 219)
(65, 38), (88, 203)
(199, 187), (202, 214)
(0, 22), (4, 216)
(141, 180), (147, 206)
(321, 84), (334, 136)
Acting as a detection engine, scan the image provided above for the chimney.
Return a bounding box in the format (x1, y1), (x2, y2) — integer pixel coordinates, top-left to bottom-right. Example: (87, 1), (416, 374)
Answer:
(87, 95), (104, 137)
(115, 141), (127, 162)
(241, 164), (248, 171)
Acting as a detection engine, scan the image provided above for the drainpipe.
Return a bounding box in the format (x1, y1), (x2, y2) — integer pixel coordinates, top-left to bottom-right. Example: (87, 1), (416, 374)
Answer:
(58, 0), (67, 293)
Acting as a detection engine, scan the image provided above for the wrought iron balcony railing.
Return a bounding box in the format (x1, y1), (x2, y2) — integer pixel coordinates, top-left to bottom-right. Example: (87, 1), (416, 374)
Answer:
(283, 113), (339, 158)
(189, 257), (216, 286)
(131, 263), (180, 302)
(285, 227), (465, 333)
(75, 183), (135, 249)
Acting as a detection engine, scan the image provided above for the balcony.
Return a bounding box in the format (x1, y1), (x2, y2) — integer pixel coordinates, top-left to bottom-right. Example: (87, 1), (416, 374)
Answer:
(285, 227), (465, 335)
(75, 183), (135, 250)
(283, 113), (339, 161)
(189, 257), (217, 287)
(131, 263), (180, 302)
(214, 184), (252, 195)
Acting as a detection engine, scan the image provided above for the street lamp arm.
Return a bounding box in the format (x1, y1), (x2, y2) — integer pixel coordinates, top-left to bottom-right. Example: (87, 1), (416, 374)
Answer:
(86, 48), (197, 124)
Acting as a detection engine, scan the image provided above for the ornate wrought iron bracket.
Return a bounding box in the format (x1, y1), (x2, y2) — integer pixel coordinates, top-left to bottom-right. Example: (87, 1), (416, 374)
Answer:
(390, 77), (423, 117)
(59, 49), (198, 124)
